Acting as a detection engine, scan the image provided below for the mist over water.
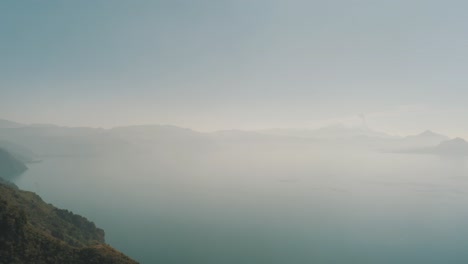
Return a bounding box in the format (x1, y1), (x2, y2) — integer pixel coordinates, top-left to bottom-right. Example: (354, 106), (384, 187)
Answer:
(4, 1), (468, 263)
(13, 133), (468, 264)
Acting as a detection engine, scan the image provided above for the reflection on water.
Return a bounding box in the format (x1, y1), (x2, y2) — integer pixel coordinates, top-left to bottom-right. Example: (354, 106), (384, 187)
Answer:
(14, 148), (468, 264)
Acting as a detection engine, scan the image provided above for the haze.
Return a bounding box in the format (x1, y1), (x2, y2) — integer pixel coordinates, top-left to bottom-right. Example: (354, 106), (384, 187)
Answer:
(3, 1), (468, 264)
(3, 1), (468, 136)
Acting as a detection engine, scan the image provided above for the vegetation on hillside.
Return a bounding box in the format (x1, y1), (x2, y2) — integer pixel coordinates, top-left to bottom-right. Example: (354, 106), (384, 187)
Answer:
(0, 183), (138, 264)
(0, 148), (138, 263)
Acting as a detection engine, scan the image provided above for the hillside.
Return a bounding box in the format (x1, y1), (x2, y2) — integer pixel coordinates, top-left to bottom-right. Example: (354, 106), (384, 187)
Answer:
(0, 140), (39, 163)
(0, 182), (138, 264)
(0, 147), (138, 263)
(0, 148), (27, 180)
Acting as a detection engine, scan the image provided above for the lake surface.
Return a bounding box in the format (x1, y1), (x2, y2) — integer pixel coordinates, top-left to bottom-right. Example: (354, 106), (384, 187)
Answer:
(14, 147), (468, 264)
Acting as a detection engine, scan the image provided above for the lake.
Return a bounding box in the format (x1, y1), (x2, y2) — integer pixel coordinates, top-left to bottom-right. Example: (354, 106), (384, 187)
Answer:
(14, 146), (468, 264)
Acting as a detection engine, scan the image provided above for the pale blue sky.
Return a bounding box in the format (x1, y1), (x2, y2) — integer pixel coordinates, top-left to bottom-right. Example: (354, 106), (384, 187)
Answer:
(2, 1), (468, 135)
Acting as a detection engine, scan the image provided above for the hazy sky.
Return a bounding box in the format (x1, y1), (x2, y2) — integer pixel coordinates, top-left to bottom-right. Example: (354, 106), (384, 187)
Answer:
(2, 1), (468, 135)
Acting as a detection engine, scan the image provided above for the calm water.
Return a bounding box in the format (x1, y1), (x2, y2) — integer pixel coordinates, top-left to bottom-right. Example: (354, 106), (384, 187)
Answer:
(14, 147), (468, 264)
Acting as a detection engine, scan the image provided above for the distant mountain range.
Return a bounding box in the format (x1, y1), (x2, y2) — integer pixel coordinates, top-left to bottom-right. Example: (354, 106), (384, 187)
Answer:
(392, 130), (451, 149)
(406, 130), (448, 139)
(399, 137), (468, 156)
(258, 124), (392, 139)
(0, 119), (58, 129)
(435, 137), (468, 155)
(0, 118), (463, 157)
(0, 119), (25, 128)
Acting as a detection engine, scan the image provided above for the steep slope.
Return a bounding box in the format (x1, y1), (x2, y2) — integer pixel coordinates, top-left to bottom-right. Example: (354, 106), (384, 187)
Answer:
(0, 148), (27, 180)
(0, 148), (138, 263)
(0, 140), (38, 163)
(0, 182), (138, 264)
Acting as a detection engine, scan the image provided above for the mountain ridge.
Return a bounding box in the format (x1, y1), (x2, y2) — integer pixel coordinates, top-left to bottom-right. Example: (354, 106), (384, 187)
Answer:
(398, 137), (468, 156)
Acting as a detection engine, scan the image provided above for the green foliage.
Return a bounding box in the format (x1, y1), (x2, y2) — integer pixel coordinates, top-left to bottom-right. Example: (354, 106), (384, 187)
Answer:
(0, 182), (138, 264)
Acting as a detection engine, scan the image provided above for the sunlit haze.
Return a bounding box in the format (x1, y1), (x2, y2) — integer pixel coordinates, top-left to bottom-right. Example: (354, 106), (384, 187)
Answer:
(3, 1), (468, 137)
(2, 2), (468, 264)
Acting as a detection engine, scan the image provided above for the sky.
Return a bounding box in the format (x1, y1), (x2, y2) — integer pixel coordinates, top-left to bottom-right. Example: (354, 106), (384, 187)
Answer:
(2, 0), (468, 136)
